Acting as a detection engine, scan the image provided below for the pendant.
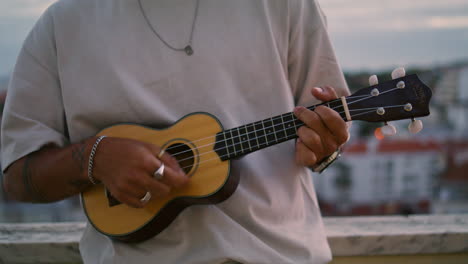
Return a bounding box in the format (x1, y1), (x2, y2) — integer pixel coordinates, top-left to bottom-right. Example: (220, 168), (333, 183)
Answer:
(184, 45), (194, 56)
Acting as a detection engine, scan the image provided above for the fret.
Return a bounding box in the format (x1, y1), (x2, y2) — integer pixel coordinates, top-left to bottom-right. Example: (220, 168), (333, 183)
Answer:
(273, 116), (286, 141)
(283, 113), (298, 139)
(238, 126), (251, 152)
(214, 132), (228, 161)
(280, 113), (287, 137)
(254, 121), (267, 147)
(245, 123), (260, 150)
(223, 130), (235, 159)
(229, 129), (239, 156)
(290, 112), (298, 135)
(271, 117), (279, 142)
(235, 127), (244, 154)
(222, 131), (230, 159)
(226, 130), (236, 159)
(263, 119), (276, 144)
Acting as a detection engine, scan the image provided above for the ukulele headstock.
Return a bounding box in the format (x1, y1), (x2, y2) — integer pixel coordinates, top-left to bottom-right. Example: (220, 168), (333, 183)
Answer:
(347, 74), (432, 123)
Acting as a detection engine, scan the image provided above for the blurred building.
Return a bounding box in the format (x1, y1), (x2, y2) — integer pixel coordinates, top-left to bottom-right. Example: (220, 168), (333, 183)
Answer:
(316, 63), (468, 216)
(315, 139), (444, 216)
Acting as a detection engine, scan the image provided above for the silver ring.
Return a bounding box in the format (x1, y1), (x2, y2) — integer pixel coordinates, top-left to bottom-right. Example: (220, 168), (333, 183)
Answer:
(140, 191), (151, 203)
(153, 163), (165, 180)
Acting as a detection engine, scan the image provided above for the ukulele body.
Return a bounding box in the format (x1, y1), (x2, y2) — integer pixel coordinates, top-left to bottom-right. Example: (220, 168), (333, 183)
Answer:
(81, 112), (235, 242)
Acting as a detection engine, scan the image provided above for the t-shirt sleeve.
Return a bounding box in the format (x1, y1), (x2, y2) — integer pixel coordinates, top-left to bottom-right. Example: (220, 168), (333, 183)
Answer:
(1, 6), (68, 171)
(288, 0), (349, 106)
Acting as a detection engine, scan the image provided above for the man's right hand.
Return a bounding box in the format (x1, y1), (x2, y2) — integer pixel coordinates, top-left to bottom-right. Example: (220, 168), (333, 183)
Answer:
(2, 137), (189, 208)
(92, 137), (189, 208)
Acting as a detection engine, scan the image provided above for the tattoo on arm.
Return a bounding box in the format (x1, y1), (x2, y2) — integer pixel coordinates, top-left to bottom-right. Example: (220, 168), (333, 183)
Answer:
(71, 142), (91, 191)
(72, 142), (87, 173)
(22, 155), (48, 203)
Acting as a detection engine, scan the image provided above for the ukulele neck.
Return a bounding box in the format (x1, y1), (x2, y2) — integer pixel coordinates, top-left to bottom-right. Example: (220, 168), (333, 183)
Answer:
(214, 100), (347, 161)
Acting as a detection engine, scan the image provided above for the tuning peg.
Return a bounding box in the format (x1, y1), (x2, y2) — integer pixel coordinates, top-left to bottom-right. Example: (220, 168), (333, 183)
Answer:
(369, 75), (379, 86)
(408, 118), (423, 134)
(381, 122), (397, 136)
(391, 67), (406, 79)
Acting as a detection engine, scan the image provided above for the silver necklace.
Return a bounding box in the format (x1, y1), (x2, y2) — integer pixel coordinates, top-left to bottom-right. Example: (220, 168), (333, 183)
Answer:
(138, 0), (200, 56)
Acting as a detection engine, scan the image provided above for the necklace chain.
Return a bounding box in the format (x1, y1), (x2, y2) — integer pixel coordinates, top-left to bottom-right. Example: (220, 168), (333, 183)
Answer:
(137, 0), (200, 56)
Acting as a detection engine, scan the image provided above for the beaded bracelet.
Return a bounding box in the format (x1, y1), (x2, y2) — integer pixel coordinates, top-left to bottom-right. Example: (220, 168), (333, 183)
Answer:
(87, 136), (107, 185)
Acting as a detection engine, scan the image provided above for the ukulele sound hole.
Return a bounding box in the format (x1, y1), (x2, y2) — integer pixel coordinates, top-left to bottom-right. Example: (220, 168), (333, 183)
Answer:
(166, 143), (195, 175)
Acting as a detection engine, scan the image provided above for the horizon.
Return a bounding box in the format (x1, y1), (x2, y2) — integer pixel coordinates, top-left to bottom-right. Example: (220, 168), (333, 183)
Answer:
(0, 0), (467, 76)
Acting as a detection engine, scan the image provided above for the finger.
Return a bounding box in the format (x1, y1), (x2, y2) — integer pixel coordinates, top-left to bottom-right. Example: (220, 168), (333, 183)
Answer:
(141, 177), (171, 198)
(141, 145), (189, 188)
(114, 179), (146, 198)
(109, 189), (145, 208)
(311, 86), (339, 102)
(294, 106), (337, 157)
(296, 126), (328, 160)
(112, 172), (171, 201)
(157, 165), (189, 188)
(314, 106), (349, 145)
(159, 152), (185, 175)
(146, 143), (187, 176)
(295, 139), (318, 166)
(124, 195), (145, 208)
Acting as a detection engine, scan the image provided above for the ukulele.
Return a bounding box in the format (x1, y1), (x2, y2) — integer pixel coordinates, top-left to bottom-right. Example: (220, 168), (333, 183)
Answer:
(81, 73), (432, 242)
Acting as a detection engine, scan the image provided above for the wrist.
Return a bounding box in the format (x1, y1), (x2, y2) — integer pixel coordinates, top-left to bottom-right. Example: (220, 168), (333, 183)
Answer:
(311, 149), (341, 173)
(87, 136), (107, 185)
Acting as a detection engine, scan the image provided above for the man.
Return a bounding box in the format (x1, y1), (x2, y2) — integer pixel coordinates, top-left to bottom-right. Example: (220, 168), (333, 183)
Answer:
(1, 0), (349, 263)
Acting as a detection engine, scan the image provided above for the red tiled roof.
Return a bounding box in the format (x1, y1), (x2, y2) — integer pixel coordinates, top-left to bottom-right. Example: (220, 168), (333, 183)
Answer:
(342, 141), (367, 153)
(377, 140), (442, 153)
(343, 139), (443, 154)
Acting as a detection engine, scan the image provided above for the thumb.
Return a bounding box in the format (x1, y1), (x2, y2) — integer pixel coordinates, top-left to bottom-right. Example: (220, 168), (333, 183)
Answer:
(311, 85), (339, 102)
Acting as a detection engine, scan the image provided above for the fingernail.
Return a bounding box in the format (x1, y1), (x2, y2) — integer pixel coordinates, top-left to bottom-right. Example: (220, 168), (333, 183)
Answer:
(294, 106), (305, 115)
(313, 87), (323, 93)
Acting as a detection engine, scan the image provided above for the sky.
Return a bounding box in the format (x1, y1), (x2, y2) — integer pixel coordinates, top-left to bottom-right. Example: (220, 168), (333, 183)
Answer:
(0, 0), (467, 76)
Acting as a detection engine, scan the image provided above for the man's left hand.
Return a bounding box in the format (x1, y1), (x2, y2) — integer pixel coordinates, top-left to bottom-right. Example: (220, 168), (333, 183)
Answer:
(293, 86), (349, 167)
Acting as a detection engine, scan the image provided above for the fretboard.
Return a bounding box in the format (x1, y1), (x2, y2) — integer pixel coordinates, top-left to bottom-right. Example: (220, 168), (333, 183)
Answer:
(214, 100), (346, 161)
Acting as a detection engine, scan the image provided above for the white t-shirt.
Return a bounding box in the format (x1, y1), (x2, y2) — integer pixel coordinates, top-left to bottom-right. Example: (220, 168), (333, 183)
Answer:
(2, 0), (349, 263)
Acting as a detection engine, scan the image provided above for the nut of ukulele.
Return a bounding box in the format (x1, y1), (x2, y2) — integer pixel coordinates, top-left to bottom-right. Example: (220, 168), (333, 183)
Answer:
(408, 118), (423, 134)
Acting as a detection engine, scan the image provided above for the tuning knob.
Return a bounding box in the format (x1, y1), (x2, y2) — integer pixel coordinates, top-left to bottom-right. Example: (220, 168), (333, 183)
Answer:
(369, 75), (379, 86)
(408, 119), (423, 134)
(391, 67), (406, 79)
(381, 122), (397, 136)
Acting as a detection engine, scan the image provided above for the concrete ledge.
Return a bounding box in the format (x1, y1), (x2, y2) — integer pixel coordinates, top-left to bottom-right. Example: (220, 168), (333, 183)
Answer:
(1, 214), (467, 264)
(326, 214), (468, 256)
(0, 222), (84, 264)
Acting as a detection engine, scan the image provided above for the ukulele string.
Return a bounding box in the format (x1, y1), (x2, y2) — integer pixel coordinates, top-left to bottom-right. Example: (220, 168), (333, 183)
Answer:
(160, 94), (370, 155)
(175, 104), (407, 169)
(177, 105), (405, 171)
(165, 86), (400, 157)
(162, 87), (399, 160)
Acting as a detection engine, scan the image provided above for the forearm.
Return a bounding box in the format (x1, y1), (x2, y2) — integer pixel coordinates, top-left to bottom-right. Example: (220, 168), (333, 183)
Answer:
(2, 137), (97, 203)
